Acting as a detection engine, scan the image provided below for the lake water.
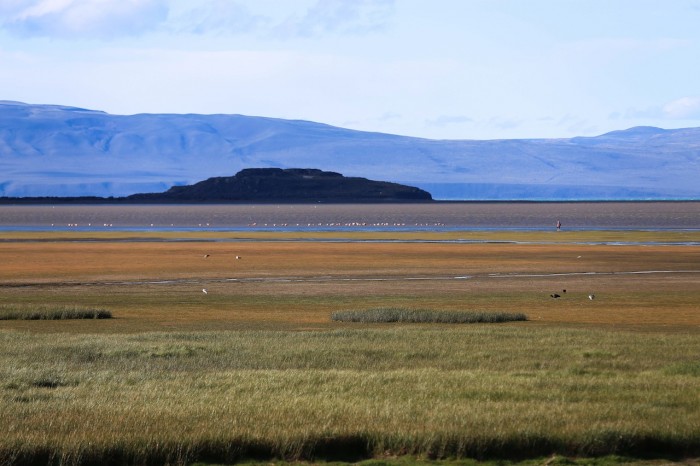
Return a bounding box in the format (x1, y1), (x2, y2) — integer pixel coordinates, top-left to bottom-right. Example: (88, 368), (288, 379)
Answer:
(0, 202), (698, 232)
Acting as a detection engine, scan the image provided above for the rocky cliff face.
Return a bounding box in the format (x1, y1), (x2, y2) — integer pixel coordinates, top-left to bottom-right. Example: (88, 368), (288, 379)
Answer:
(126, 168), (433, 202)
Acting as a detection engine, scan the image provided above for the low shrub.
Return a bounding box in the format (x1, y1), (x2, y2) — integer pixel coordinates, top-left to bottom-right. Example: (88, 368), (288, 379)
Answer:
(331, 307), (527, 324)
(0, 304), (112, 320)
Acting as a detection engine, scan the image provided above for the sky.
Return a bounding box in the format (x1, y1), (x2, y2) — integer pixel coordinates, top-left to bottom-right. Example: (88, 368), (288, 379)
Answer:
(1, 0), (700, 140)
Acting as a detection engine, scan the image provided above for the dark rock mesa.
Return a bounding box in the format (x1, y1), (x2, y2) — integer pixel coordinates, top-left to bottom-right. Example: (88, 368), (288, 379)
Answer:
(127, 168), (432, 203)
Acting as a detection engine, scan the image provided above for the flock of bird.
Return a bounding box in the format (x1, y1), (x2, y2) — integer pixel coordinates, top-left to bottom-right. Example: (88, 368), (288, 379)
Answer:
(247, 222), (447, 228)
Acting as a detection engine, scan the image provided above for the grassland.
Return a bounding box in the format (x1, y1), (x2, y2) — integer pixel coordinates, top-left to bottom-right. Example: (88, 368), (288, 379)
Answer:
(0, 229), (699, 465)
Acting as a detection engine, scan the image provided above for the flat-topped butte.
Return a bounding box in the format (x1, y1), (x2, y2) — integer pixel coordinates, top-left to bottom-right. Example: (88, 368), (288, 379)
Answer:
(128, 168), (433, 203)
(0, 168), (433, 204)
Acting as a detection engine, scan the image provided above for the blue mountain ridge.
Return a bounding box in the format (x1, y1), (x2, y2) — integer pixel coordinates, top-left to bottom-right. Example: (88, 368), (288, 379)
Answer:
(1, 100), (699, 200)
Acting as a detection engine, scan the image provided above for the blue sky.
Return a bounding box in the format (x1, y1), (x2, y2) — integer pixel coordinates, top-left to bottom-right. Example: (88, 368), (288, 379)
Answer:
(1, 0), (700, 140)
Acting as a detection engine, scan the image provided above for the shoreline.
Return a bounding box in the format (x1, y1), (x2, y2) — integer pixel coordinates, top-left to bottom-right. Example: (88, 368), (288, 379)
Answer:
(1, 202), (699, 232)
(1, 198), (699, 205)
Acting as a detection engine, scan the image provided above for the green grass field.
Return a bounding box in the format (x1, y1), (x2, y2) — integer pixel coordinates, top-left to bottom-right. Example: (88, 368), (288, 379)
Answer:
(2, 327), (699, 465)
(0, 325), (700, 464)
(0, 230), (699, 465)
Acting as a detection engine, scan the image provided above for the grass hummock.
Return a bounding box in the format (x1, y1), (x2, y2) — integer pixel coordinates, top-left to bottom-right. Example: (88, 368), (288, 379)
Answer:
(0, 304), (112, 320)
(331, 307), (527, 323)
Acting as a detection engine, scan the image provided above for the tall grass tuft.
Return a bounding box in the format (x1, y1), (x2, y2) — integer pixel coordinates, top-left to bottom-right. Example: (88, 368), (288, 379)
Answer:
(331, 307), (527, 324)
(0, 304), (112, 320)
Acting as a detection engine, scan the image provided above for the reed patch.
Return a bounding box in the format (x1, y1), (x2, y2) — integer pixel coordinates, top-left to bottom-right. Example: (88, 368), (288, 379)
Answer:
(331, 307), (527, 323)
(0, 304), (112, 320)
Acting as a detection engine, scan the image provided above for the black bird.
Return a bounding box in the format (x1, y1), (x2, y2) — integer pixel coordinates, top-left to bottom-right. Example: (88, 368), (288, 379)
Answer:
(550, 293), (561, 298)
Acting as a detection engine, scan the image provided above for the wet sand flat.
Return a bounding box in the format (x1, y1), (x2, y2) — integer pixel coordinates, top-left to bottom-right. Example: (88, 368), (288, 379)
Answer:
(1, 234), (698, 333)
(0, 201), (699, 229)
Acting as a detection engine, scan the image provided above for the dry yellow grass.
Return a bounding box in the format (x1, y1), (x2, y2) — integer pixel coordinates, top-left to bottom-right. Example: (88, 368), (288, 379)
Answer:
(0, 231), (698, 333)
(1, 230), (699, 464)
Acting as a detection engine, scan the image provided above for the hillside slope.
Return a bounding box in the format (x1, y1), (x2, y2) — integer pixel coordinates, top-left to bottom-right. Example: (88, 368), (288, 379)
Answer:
(1, 101), (699, 199)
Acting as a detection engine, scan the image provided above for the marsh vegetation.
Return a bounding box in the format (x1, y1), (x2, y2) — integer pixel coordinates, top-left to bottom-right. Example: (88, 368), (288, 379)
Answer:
(1, 327), (699, 465)
(0, 304), (111, 320)
(0, 227), (699, 465)
(331, 307), (527, 323)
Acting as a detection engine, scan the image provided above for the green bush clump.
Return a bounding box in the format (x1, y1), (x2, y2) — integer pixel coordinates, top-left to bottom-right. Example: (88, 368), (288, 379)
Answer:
(331, 307), (527, 324)
(0, 304), (112, 320)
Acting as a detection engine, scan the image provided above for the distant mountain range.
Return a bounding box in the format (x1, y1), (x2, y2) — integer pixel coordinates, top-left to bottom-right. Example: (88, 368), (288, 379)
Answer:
(1, 100), (699, 200)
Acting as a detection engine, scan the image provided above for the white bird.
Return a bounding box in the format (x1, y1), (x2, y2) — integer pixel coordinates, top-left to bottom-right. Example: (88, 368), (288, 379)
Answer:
(588, 294), (595, 300)
(203, 254), (210, 259)
(235, 256), (241, 260)
(202, 288), (208, 294)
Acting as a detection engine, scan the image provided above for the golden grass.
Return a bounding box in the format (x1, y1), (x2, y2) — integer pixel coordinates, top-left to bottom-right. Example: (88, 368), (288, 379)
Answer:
(1, 232), (699, 333)
(1, 230), (699, 464)
(2, 327), (699, 465)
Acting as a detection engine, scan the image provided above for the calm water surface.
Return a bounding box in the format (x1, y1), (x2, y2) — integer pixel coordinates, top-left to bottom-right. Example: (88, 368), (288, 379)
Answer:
(0, 202), (698, 231)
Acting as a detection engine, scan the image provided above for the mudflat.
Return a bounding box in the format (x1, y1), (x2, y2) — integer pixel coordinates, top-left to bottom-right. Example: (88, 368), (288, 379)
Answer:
(1, 201), (699, 229)
(1, 230), (698, 333)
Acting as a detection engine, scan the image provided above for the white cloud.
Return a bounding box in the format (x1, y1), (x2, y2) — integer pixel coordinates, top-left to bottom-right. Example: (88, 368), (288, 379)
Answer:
(377, 112), (401, 121)
(620, 106), (663, 120)
(0, 0), (168, 39)
(0, 0), (396, 40)
(167, 0), (267, 35)
(426, 115), (472, 127)
(488, 117), (522, 131)
(274, 0), (395, 38)
(662, 97), (700, 119)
